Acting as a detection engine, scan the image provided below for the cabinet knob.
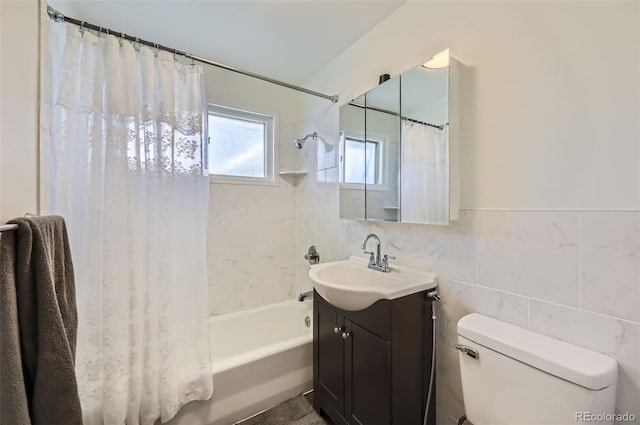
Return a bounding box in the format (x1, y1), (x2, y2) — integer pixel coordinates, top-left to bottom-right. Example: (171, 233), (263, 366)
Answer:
(334, 326), (341, 334)
(341, 331), (350, 340)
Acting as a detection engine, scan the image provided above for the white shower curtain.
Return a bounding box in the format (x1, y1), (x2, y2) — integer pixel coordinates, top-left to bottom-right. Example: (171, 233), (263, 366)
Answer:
(49, 26), (212, 425)
(400, 121), (449, 224)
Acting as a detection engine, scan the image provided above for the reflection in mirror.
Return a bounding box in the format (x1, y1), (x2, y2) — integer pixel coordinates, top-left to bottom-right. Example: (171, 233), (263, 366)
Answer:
(339, 95), (366, 219)
(339, 73), (401, 222)
(400, 50), (452, 224)
(364, 75), (400, 221)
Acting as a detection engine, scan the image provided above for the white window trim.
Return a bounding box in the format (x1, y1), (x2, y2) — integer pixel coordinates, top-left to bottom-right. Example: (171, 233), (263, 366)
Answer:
(208, 104), (277, 186)
(339, 131), (387, 191)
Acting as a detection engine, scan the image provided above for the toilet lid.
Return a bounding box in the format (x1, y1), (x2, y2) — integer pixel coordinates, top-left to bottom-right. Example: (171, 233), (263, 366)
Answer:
(457, 313), (618, 391)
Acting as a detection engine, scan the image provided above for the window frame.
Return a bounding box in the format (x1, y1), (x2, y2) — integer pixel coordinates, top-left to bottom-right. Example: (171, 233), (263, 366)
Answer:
(207, 104), (276, 186)
(339, 131), (386, 191)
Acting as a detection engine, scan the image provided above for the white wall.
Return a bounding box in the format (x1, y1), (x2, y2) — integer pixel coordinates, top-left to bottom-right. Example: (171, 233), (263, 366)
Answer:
(0, 0), (39, 222)
(296, 2), (640, 424)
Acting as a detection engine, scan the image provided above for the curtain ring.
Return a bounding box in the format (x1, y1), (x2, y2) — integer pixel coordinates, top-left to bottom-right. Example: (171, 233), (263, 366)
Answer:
(190, 54), (195, 66)
(97, 26), (103, 37)
(119, 33), (125, 47)
(153, 42), (159, 57)
(79, 21), (85, 36)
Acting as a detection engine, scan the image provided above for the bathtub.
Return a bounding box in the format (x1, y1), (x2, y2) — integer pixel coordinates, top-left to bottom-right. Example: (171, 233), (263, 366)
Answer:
(164, 300), (314, 425)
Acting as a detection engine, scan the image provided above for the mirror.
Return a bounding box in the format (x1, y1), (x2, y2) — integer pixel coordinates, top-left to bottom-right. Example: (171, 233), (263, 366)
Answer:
(400, 50), (458, 224)
(339, 77), (400, 221)
(364, 76), (401, 221)
(338, 48), (459, 225)
(339, 94), (366, 220)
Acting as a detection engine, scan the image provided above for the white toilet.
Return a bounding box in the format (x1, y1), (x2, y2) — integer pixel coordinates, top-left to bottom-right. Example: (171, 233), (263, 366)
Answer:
(456, 313), (618, 425)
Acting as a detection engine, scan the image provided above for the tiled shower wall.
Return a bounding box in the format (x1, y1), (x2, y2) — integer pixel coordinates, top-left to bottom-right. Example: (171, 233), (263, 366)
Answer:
(206, 121), (300, 315)
(295, 107), (640, 425)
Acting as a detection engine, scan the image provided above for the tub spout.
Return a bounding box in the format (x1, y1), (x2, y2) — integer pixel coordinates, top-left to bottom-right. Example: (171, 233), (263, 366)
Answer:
(298, 291), (313, 302)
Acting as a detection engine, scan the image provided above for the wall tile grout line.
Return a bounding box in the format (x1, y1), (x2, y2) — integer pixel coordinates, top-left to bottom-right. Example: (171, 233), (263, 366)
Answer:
(438, 275), (640, 327)
(474, 210), (479, 287)
(463, 208), (640, 213)
(577, 212), (583, 310)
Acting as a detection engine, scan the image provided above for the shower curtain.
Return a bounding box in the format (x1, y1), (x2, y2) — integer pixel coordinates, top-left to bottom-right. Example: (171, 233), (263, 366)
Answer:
(48, 26), (212, 424)
(400, 121), (449, 224)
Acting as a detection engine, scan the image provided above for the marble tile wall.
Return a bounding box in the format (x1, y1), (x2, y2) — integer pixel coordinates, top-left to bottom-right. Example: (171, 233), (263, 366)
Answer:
(207, 121), (299, 315)
(295, 106), (640, 425)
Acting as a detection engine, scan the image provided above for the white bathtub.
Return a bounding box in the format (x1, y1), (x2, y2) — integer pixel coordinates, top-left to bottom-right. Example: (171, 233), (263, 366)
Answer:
(164, 300), (313, 425)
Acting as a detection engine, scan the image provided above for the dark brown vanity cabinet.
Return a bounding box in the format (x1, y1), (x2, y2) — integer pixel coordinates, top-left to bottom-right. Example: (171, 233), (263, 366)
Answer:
(313, 290), (435, 425)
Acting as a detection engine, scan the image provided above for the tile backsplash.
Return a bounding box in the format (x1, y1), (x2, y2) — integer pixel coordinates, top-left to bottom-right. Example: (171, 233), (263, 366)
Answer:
(477, 211), (580, 306)
(581, 212), (640, 323)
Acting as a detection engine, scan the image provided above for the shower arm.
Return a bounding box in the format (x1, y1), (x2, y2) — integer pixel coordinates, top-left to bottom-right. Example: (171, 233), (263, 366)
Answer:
(300, 133), (317, 143)
(294, 132), (318, 149)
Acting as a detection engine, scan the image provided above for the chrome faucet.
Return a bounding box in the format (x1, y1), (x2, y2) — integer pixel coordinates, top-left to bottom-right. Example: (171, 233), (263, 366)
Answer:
(298, 290), (313, 302)
(361, 233), (381, 264)
(360, 233), (395, 272)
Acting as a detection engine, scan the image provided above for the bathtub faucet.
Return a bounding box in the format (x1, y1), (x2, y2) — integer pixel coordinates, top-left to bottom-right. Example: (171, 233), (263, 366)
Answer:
(298, 291), (313, 302)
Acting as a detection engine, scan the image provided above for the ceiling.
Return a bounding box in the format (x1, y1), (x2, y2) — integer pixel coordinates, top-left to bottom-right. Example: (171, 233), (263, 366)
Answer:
(48, 0), (407, 84)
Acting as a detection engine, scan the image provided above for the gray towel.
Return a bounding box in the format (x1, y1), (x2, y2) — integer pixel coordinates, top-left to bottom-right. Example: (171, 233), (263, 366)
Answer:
(0, 216), (83, 425)
(1, 230), (31, 425)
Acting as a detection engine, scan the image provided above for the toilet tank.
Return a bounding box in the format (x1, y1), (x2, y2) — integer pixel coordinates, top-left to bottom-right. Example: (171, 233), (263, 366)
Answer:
(457, 313), (617, 425)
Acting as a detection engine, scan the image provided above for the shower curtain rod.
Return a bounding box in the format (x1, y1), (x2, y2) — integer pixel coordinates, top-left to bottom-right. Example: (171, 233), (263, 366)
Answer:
(46, 5), (339, 104)
(348, 102), (446, 130)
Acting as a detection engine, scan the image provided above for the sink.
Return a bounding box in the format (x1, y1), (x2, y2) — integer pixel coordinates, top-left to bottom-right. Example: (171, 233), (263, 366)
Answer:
(309, 256), (437, 311)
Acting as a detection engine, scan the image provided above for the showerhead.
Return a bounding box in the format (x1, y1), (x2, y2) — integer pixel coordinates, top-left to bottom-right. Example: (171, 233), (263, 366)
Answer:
(294, 132), (317, 149)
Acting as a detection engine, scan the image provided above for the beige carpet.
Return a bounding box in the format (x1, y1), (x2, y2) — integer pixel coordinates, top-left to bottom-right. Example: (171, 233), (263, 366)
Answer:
(237, 395), (327, 425)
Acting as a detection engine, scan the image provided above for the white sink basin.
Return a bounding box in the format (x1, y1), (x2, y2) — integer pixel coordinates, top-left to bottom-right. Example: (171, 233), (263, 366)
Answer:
(309, 256), (437, 311)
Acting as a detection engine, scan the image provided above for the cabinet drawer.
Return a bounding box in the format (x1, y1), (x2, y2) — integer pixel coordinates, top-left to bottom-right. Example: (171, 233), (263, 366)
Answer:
(314, 291), (391, 340)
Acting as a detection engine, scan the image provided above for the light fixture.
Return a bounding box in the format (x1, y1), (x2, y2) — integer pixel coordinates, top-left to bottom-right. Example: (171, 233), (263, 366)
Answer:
(422, 49), (450, 69)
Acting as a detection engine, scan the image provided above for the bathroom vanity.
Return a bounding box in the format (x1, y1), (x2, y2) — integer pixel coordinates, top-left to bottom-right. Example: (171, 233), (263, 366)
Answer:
(312, 290), (435, 425)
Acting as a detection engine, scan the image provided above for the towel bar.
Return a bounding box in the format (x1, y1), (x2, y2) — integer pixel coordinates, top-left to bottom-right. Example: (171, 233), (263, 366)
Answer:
(0, 212), (38, 232)
(0, 224), (18, 232)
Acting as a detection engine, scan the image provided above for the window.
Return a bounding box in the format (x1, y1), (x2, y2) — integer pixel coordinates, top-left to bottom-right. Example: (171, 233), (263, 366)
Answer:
(208, 104), (274, 183)
(341, 135), (382, 185)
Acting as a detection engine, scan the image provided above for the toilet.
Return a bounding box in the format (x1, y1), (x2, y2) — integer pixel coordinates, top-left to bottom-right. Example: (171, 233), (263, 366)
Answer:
(456, 313), (618, 425)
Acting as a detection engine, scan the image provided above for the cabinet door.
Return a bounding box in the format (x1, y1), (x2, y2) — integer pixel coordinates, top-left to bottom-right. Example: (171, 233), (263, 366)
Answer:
(345, 320), (391, 425)
(314, 301), (345, 416)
